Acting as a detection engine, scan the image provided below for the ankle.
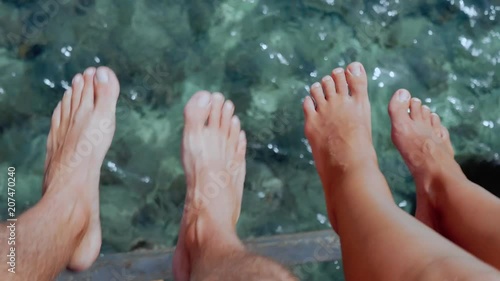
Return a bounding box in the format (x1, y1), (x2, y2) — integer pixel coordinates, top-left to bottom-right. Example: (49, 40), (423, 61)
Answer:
(326, 161), (393, 231)
(184, 214), (243, 260)
(415, 160), (467, 208)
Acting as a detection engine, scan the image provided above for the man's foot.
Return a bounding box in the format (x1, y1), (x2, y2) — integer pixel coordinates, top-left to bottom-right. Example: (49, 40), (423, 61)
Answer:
(303, 62), (378, 230)
(43, 67), (120, 271)
(388, 89), (462, 230)
(173, 91), (247, 281)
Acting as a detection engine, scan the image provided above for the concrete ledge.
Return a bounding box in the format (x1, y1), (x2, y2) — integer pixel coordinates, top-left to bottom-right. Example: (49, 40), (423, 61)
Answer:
(58, 230), (341, 281)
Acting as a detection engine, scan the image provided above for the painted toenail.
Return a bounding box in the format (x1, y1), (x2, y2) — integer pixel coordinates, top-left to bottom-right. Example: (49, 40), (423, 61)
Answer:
(322, 76), (333, 82)
(96, 68), (109, 83)
(197, 93), (210, 107)
(85, 68), (96, 75)
(350, 63), (362, 77)
(398, 90), (410, 102)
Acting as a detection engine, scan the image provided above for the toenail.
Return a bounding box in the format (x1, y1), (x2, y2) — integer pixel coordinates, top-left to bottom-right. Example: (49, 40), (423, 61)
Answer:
(312, 82), (321, 88)
(232, 116), (240, 124)
(322, 76), (333, 82)
(333, 68), (343, 74)
(96, 68), (109, 83)
(349, 63), (362, 77)
(412, 98), (421, 103)
(85, 68), (96, 75)
(398, 90), (410, 102)
(73, 74), (82, 84)
(224, 101), (234, 110)
(197, 93), (210, 107)
(213, 93), (224, 100)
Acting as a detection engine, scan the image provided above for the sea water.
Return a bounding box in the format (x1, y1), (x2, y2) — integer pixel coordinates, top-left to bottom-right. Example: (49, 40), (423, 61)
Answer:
(0, 0), (498, 279)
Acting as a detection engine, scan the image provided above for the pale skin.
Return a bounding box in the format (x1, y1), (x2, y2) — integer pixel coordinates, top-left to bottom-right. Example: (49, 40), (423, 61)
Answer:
(0, 62), (499, 281)
(303, 62), (500, 280)
(0, 66), (120, 280)
(172, 91), (297, 281)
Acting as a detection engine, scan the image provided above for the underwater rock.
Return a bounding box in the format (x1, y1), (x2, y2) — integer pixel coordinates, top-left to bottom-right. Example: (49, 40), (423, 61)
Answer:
(74, 0), (95, 16)
(186, 0), (216, 37)
(302, 0), (364, 15)
(1, 0), (37, 7)
(245, 162), (284, 212)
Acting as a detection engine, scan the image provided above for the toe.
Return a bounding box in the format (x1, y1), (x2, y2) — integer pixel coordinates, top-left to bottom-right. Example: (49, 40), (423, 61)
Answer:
(71, 73), (84, 116)
(94, 67), (120, 114)
(59, 89), (72, 138)
(220, 100), (235, 135)
(51, 102), (62, 146)
(236, 131), (247, 163)
(51, 102), (62, 130)
(321, 75), (336, 99)
(346, 62), (368, 101)
(184, 91), (212, 129)
(208, 93), (225, 128)
(332, 68), (348, 96)
(410, 98), (423, 120)
(80, 67), (96, 111)
(71, 74), (84, 120)
(422, 105), (431, 122)
(229, 115), (241, 151)
(388, 89), (412, 125)
(430, 113), (441, 129)
(303, 96), (316, 119)
(310, 82), (326, 107)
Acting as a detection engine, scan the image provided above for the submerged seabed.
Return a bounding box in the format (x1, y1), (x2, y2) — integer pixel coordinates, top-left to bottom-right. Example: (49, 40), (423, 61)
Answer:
(0, 0), (498, 279)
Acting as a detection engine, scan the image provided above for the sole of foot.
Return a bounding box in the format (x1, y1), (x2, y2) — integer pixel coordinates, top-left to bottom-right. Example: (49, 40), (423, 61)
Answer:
(173, 91), (247, 281)
(303, 62), (378, 230)
(388, 89), (461, 230)
(43, 66), (120, 271)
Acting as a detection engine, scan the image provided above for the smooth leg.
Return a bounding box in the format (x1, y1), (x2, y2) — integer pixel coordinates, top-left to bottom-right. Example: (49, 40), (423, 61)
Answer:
(173, 92), (297, 281)
(388, 89), (500, 269)
(0, 67), (120, 280)
(304, 62), (500, 281)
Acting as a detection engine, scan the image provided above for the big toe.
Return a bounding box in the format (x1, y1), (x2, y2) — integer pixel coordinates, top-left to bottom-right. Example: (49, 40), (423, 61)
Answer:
(389, 89), (412, 130)
(94, 67), (120, 114)
(184, 91), (212, 129)
(346, 62), (368, 101)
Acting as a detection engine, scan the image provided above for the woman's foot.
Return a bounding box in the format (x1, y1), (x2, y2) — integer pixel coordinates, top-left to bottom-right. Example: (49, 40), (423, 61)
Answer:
(43, 67), (120, 271)
(303, 62), (379, 230)
(388, 89), (463, 230)
(173, 91), (247, 281)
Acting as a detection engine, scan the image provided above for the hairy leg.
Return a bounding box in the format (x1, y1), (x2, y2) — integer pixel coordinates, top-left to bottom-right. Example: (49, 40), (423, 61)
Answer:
(389, 89), (500, 269)
(173, 92), (297, 281)
(0, 67), (120, 280)
(304, 62), (500, 281)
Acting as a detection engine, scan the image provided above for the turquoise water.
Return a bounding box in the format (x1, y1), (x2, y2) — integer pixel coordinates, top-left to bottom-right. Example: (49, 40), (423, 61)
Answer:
(0, 0), (499, 279)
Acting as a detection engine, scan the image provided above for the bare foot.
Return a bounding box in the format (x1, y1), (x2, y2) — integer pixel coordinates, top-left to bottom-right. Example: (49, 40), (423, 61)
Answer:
(173, 91), (247, 281)
(388, 89), (461, 230)
(43, 67), (120, 271)
(303, 62), (378, 230)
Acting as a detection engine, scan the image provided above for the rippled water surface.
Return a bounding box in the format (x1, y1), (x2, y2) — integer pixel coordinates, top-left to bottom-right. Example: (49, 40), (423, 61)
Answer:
(0, 0), (498, 279)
